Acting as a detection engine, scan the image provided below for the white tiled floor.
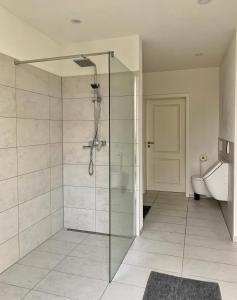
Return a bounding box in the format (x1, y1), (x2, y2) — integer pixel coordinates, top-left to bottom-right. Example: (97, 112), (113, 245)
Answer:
(1, 191), (237, 299)
(110, 191), (237, 300)
(0, 230), (110, 299)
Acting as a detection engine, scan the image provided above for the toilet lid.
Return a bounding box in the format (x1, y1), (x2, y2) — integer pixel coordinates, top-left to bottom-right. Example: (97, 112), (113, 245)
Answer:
(203, 160), (223, 179)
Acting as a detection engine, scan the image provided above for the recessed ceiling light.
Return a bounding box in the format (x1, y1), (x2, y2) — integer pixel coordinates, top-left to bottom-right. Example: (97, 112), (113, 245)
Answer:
(198, 0), (212, 4)
(71, 19), (81, 24)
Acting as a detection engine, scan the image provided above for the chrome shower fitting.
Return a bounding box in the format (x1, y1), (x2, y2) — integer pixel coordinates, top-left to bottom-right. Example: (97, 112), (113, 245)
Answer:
(75, 57), (106, 176)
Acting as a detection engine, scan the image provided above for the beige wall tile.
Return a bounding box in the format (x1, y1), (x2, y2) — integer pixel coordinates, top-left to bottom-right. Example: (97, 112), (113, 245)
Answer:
(63, 121), (93, 143)
(51, 165), (63, 189)
(0, 117), (16, 148)
(51, 208), (63, 235)
(16, 89), (49, 119)
(0, 85), (16, 117)
(0, 207), (18, 244)
(96, 166), (109, 188)
(16, 64), (49, 95)
(64, 186), (95, 209)
(19, 192), (50, 232)
(17, 119), (49, 146)
(0, 236), (19, 273)
(96, 144), (109, 166)
(19, 216), (51, 258)
(110, 120), (133, 143)
(0, 177), (18, 213)
(50, 143), (62, 167)
(64, 207), (95, 231)
(50, 121), (62, 143)
(0, 54), (15, 88)
(62, 75), (93, 99)
(96, 211), (109, 234)
(0, 148), (17, 180)
(63, 142), (93, 164)
(110, 96), (134, 120)
(64, 164), (95, 187)
(18, 168), (50, 203)
(50, 97), (62, 120)
(63, 98), (94, 120)
(18, 145), (50, 175)
(51, 187), (63, 212)
(96, 188), (109, 211)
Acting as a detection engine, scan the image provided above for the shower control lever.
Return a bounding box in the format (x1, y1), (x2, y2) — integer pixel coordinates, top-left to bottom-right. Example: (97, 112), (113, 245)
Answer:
(83, 140), (106, 150)
(83, 145), (92, 149)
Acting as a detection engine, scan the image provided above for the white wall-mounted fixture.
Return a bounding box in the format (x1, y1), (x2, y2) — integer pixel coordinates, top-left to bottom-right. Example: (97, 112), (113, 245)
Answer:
(203, 160), (229, 201)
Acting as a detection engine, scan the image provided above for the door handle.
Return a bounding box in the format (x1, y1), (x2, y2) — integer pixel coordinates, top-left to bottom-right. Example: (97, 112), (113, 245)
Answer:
(147, 141), (154, 148)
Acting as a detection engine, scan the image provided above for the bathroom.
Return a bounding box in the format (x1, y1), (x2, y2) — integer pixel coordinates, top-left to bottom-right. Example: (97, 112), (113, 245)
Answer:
(1, 1), (237, 300)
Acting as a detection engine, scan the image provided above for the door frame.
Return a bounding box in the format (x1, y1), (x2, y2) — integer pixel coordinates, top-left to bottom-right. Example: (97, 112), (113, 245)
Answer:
(144, 94), (190, 197)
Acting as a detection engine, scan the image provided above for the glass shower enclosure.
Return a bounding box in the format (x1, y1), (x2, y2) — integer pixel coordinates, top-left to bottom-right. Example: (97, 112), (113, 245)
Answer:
(14, 51), (136, 282)
(109, 54), (136, 280)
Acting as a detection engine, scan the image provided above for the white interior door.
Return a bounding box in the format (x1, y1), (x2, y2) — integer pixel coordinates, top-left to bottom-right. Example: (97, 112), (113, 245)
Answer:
(146, 98), (186, 192)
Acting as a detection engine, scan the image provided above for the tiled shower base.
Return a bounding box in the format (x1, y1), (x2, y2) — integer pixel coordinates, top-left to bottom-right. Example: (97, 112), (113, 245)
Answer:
(0, 230), (110, 299)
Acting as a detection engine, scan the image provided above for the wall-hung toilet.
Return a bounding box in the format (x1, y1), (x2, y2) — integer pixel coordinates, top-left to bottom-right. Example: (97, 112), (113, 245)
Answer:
(191, 160), (229, 201)
(203, 160), (229, 201)
(191, 175), (211, 199)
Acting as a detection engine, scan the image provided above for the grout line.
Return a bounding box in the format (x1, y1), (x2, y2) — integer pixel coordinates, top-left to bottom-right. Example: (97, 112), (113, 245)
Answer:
(15, 66), (21, 262)
(181, 197), (189, 276)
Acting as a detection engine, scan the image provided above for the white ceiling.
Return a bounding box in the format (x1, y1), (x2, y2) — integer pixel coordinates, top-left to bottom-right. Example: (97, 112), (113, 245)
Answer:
(0, 0), (237, 72)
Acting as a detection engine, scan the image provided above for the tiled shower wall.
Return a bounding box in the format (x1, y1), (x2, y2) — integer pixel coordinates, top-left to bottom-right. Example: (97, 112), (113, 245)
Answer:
(62, 72), (136, 236)
(62, 75), (110, 233)
(0, 53), (63, 273)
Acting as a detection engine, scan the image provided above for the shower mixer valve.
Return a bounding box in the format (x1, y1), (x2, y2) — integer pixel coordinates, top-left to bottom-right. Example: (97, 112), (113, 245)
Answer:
(83, 139), (106, 150)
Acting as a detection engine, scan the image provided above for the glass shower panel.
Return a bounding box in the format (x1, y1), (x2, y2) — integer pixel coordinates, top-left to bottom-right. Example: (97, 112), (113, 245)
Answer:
(109, 54), (135, 280)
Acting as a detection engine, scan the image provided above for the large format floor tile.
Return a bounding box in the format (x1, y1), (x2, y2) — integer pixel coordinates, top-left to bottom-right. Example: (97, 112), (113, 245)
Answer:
(0, 264), (49, 289)
(55, 256), (109, 280)
(35, 271), (108, 300)
(124, 249), (183, 273)
(141, 229), (185, 244)
(114, 263), (179, 288)
(52, 229), (88, 244)
(24, 290), (72, 300)
(101, 282), (145, 300)
(131, 237), (183, 257)
(36, 239), (78, 255)
(19, 250), (64, 270)
(0, 282), (29, 300)
(183, 258), (237, 283)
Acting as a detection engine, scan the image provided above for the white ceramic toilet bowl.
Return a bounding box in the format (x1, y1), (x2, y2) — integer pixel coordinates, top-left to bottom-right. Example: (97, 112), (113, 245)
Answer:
(191, 175), (211, 197)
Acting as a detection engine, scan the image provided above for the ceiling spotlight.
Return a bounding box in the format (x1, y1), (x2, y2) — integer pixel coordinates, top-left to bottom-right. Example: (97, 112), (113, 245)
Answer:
(198, 0), (212, 4)
(71, 19), (81, 24)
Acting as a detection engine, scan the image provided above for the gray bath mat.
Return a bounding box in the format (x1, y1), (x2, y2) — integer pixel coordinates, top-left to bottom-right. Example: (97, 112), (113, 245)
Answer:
(143, 272), (222, 300)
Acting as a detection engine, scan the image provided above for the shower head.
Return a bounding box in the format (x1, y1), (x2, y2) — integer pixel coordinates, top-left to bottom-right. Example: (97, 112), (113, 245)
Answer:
(74, 57), (95, 67)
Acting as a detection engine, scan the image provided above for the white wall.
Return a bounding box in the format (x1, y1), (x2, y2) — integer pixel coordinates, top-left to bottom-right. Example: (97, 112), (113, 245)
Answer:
(219, 32), (237, 239)
(0, 6), (141, 76)
(62, 35), (140, 76)
(0, 6), (62, 74)
(143, 68), (220, 194)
